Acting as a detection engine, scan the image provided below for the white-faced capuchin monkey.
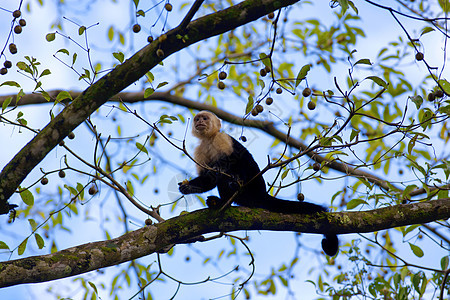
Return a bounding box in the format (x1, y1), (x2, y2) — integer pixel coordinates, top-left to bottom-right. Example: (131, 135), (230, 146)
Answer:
(178, 111), (338, 256)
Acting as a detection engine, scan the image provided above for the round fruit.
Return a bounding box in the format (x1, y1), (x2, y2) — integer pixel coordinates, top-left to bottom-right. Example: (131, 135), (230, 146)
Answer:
(88, 186), (97, 195)
(268, 12), (275, 19)
(297, 193), (305, 201)
(276, 87), (282, 94)
(428, 92), (435, 102)
(58, 170), (66, 178)
(260, 68), (267, 77)
(302, 87), (312, 97)
(240, 136), (247, 142)
(14, 25), (22, 34)
(0, 68), (7, 75)
(255, 104), (264, 113)
(13, 10), (21, 18)
(307, 101), (316, 110)
(165, 3), (173, 11)
(145, 218), (153, 225)
(251, 108), (258, 116)
(68, 132), (75, 139)
(218, 71), (227, 80)
(4, 60), (12, 68)
(265, 97), (273, 105)
(41, 177), (49, 185)
(218, 81), (225, 90)
(156, 49), (164, 57)
(147, 36), (154, 43)
(132, 24), (141, 33)
(415, 52), (424, 61)
(435, 89), (444, 98)
(19, 19), (26, 26)
(9, 43), (17, 54)
(312, 163), (321, 171)
(59, 140), (65, 146)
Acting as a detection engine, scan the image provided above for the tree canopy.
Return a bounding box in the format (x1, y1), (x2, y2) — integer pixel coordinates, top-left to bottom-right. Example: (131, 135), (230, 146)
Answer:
(0, 0), (449, 299)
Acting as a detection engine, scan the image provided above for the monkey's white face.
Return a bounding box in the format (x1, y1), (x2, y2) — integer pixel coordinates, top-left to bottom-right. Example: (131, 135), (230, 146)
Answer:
(192, 111), (220, 138)
(194, 113), (210, 132)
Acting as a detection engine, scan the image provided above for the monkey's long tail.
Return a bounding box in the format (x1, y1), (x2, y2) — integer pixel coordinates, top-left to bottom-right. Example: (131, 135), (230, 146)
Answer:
(257, 195), (339, 256)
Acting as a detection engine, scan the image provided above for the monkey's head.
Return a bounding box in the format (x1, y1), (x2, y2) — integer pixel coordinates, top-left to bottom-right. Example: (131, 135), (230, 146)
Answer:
(192, 111), (221, 139)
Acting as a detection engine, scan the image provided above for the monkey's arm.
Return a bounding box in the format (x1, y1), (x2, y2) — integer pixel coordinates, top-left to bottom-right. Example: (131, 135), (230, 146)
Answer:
(179, 171), (218, 194)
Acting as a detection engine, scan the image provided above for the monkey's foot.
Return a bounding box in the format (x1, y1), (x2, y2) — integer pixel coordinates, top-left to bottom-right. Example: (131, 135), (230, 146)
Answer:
(206, 196), (225, 209)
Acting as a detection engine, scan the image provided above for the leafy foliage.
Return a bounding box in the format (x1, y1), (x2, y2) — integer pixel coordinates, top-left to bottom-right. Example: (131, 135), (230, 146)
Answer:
(0, 0), (449, 299)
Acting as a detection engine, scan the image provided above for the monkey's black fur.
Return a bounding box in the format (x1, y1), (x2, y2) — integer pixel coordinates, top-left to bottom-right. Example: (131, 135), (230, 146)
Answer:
(179, 134), (338, 256)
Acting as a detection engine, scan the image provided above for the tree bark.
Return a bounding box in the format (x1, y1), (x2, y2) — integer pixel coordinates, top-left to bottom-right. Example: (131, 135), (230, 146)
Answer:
(0, 0), (301, 214)
(1, 198), (449, 288)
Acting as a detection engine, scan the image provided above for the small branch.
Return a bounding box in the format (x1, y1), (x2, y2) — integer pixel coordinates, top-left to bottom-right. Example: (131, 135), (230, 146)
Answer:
(175, 0), (204, 31)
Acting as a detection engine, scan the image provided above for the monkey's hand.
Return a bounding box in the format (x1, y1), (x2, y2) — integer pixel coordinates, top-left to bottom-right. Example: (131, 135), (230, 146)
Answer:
(178, 180), (203, 194)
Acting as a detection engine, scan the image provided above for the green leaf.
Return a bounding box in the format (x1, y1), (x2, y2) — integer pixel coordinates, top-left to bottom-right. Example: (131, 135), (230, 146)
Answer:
(408, 134), (417, 155)
(88, 281), (98, 294)
(56, 48), (69, 56)
(438, 79), (450, 95)
(354, 58), (372, 66)
(245, 95), (254, 114)
(56, 91), (73, 103)
(402, 184), (417, 200)
(18, 237), (28, 255)
(295, 64), (311, 88)
(28, 218), (38, 231)
(366, 76), (388, 88)
(420, 27), (435, 37)
(259, 52), (271, 70)
(107, 26), (114, 41)
(2, 97), (12, 112)
(338, 0), (348, 13)
(350, 129), (359, 142)
(348, 0), (359, 14)
(156, 81), (168, 89)
(0, 241), (10, 250)
(438, 0), (450, 13)
(78, 26), (86, 35)
(34, 233), (45, 249)
(0, 81), (21, 88)
(113, 52), (124, 63)
(409, 243), (424, 257)
(20, 188), (34, 206)
(39, 69), (51, 78)
(411, 95), (423, 109)
(403, 224), (420, 237)
(136, 142), (148, 155)
(144, 87), (154, 98)
(46, 32), (56, 42)
(76, 182), (84, 200)
(126, 180), (134, 196)
(441, 256), (449, 270)
(346, 199), (368, 210)
(72, 53), (77, 66)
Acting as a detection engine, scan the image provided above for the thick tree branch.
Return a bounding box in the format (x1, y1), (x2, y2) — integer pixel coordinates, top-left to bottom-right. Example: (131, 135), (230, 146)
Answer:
(1, 199), (449, 288)
(0, 0), (301, 214)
